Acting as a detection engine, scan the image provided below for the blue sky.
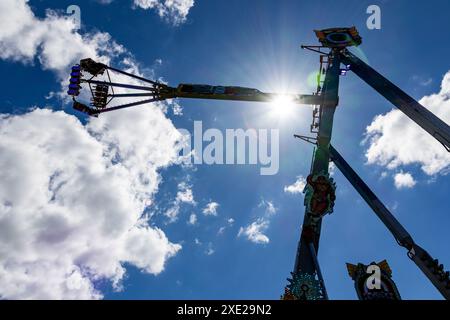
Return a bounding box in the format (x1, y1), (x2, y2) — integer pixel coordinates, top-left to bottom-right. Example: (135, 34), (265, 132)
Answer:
(0, 0), (449, 300)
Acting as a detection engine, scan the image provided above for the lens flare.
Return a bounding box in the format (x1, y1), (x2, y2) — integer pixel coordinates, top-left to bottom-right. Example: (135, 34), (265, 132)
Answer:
(269, 94), (295, 118)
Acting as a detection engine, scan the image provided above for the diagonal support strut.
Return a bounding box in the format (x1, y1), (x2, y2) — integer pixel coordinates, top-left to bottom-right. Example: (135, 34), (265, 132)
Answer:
(340, 50), (450, 152)
(329, 144), (450, 299)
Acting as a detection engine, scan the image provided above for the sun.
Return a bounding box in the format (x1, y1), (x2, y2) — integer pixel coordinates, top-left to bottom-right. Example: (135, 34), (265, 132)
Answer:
(269, 94), (296, 118)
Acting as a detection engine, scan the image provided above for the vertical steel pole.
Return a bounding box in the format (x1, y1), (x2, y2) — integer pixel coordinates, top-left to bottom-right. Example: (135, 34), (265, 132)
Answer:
(293, 49), (341, 297)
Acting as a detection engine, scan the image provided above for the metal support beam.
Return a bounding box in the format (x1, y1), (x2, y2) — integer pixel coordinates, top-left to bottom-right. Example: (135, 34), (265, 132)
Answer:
(329, 144), (450, 299)
(88, 97), (162, 115)
(85, 79), (157, 92)
(340, 50), (450, 151)
(293, 49), (341, 295)
(108, 93), (157, 98)
(173, 91), (322, 105)
(329, 145), (413, 247)
(106, 65), (161, 86)
(308, 242), (329, 300)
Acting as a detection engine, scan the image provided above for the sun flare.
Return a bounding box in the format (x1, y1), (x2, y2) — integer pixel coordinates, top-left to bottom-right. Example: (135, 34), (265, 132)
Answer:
(269, 94), (296, 118)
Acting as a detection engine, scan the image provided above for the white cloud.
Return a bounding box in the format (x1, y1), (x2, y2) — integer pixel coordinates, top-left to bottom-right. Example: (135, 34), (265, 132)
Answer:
(237, 199), (277, 244)
(329, 162), (336, 176)
(202, 202), (219, 216)
(389, 201), (399, 212)
(133, 0), (195, 25)
(164, 206), (179, 222)
(284, 176), (306, 194)
(237, 218), (269, 244)
(165, 182), (195, 222)
(363, 71), (450, 177)
(258, 199), (277, 215)
(171, 101), (183, 116)
(412, 75), (433, 87)
(0, 0), (185, 299)
(188, 213), (197, 225)
(204, 242), (214, 256)
(0, 109), (182, 299)
(176, 182), (195, 204)
(0, 0), (124, 75)
(394, 172), (417, 189)
(217, 218), (234, 235)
